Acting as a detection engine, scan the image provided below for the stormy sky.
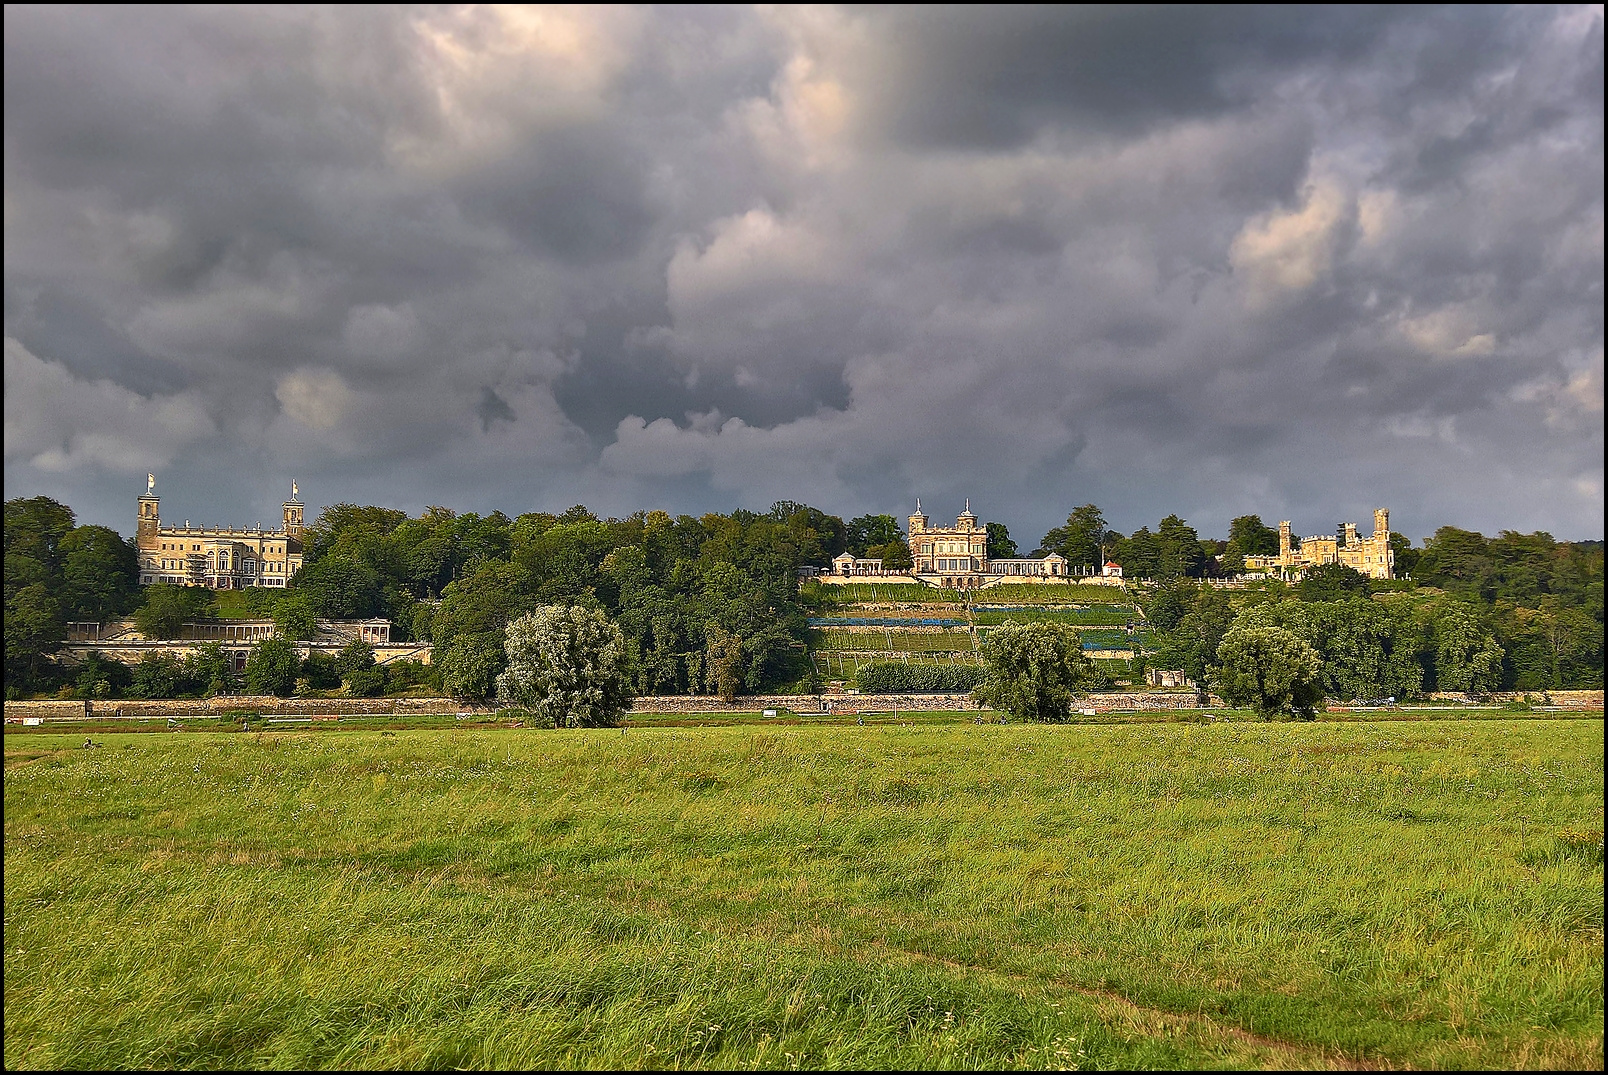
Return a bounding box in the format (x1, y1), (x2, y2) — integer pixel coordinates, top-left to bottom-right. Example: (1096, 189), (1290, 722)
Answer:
(5, 5), (1603, 546)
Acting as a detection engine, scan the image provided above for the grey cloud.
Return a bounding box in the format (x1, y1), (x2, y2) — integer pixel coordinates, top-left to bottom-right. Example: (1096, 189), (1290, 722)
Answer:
(3, 5), (1601, 543)
(453, 125), (661, 263)
(475, 385), (516, 432)
(846, 5), (1402, 148)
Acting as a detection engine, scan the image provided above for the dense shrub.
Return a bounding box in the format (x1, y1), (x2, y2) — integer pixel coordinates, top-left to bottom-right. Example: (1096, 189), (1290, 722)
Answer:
(854, 661), (985, 693)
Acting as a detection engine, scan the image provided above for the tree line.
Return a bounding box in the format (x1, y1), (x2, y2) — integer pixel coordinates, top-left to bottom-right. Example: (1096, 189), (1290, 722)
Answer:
(5, 494), (1601, 700)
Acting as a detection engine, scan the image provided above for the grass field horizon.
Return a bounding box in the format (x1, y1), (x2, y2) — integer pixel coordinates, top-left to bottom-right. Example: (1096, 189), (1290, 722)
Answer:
(5, 719), (1602, 1069)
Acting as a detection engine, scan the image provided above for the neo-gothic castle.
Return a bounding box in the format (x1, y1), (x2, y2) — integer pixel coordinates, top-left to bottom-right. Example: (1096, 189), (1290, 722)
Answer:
(1242, 509), (1395, 580)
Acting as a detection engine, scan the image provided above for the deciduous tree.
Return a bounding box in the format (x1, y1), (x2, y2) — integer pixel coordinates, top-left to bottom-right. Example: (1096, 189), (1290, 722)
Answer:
(496, 605), (632, 727)
(244, 635), (301, 697)
(974, 622), (1096, 723)
(1211, 626), (1323, 720)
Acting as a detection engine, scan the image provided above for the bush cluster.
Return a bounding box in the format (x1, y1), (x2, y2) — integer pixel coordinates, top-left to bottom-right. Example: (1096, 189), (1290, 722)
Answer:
(854, 661), (985, 693)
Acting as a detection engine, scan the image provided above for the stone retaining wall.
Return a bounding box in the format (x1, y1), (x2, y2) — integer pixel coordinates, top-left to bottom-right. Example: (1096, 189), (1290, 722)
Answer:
(1427, 689), (1602, 707)
(3, 696), (491, 720)
(9, 688), (1597, 722)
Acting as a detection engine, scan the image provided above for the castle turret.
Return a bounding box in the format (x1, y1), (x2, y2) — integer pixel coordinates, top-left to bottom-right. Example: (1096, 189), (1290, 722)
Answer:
(1373, 508), (1389, 540)
(1278, 520), (1292, 563)
(907, 498), (928, 537)
(283, 481), (304, 542)
(137, 487), (160, 546)
(956, 498), (977, 531)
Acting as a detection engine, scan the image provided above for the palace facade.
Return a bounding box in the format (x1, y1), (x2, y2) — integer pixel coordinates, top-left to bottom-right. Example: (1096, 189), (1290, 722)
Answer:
(135, 477), (305, 589)
(1243, 508), (1395, 580)
(828, 501), (1069, 590)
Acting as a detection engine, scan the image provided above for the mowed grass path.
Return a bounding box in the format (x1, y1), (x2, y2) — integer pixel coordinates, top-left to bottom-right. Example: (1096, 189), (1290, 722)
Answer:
(4, 721), (1601, 1069)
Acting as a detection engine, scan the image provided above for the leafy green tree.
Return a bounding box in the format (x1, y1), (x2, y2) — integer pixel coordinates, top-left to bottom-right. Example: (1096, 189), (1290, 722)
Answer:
(5, 583), (65, 688)
(1432, 605), (1504, 693)
(345, 664), (389, 697)
(73, 653), (130, 699)
(1156, 515), (1204, 578)
(985, 522), (1018, 560)
(289, 555), (384, 618)
(431, 562), (535, 649)
(847, 514), (901, 557)
(5, 496), (77, 690)
(58, 526), (140, 620)
(1172, 588), (1236, 685)
(867, 539), (913, 571)
(301, 650), (344, 690)
(1389, 533), (1420, 577)
(438, 632), (506, 702)
(244, 635), (301, 697)
(1112, 527), (1160, 579)
(133, 584), (215, 640)
(1304, 600), (1423, 701)
(1210, 626), (1323, 720)
(1227, 515), (1281, 556)
(130, 652), (190, 699)
(974, 622), (1097, 723)
(182, 642), (241, 696)
(1039, 505), (1109, 570)
(4, 496), (76, 575)
(1146, 580), (1192, 631)
(705, 623), (744, 702)
(385, 658), (440, 694)
(336, 639), (376, 675)
(272, 594), (319, 640)
(301, 503), (410, 563)
(496, 605), (633, 727)
(335, 639), (385, 696)
(1297, 563), (1370, 602)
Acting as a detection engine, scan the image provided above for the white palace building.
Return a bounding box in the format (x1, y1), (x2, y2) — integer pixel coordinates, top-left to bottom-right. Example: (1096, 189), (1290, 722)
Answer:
(829, 501), (1072, 590)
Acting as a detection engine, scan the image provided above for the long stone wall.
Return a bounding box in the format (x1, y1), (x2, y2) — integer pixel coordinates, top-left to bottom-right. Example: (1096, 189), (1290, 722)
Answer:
(3, 696), (492, 720)
(8, 688), (1598, 723)
(1426, 689), (1602, 707)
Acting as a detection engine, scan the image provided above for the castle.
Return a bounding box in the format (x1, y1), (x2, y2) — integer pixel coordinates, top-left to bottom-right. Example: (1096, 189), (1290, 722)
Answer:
(135, 475), (305, 589)
(1242, 509), (1395, 580)
(830, 501), (1069, 590)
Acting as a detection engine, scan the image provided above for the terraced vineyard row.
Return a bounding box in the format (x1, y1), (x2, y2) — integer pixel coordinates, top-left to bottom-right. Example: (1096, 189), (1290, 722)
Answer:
(812, 629), (975, 653)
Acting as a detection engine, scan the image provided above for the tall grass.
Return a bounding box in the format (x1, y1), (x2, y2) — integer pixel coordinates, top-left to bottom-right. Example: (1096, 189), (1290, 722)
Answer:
(5, 721), (1601, 1069)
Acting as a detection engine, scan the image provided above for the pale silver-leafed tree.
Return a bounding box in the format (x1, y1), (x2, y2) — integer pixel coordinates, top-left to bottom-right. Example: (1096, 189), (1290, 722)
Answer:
(496, 605), (633, 728)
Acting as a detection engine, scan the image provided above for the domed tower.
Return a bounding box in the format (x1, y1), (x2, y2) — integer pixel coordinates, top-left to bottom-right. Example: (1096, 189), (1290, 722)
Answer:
(907, 498), (928, 539)
(956, 498), (977, 531)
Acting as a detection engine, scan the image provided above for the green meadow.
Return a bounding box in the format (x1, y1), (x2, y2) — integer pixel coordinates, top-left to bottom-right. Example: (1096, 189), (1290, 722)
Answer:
(4, 719), (1602, 1070)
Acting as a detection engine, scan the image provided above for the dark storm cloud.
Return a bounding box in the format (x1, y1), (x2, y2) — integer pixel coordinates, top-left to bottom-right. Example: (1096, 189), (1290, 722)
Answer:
(454, 124), (661, 263)
(848, 5), (1405, 148)
(475, 386), (517, 433)
(4, 5), (1601, 544)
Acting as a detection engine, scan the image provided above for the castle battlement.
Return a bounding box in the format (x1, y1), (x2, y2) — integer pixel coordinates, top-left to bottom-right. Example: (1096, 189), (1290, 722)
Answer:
(1245, 508), (1394, 580)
